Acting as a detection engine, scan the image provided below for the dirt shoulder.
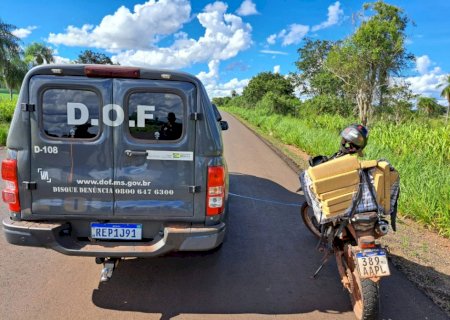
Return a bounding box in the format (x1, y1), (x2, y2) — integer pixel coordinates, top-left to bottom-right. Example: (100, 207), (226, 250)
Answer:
(228, 112), (450, 317)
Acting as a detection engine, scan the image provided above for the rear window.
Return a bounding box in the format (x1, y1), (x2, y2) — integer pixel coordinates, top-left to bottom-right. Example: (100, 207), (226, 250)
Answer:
(128, 92), (184, 141)
(42, 89), (100, 139)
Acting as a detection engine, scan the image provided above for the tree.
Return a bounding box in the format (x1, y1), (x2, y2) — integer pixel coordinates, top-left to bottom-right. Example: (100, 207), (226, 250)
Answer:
(24, 42), (54, 66)
(75, 50), (114, 64)
(3, 57), (27, 100)
(212, 96), (232, 107)
(0, 19), (21, 71)
(438, 74), (450, 124)
(326, 1), (414, 125)
(417, 97), (442, 118)
(294, 38), (343, 96)
(242, 72), (295, 106)
(380, 83), (416, 123)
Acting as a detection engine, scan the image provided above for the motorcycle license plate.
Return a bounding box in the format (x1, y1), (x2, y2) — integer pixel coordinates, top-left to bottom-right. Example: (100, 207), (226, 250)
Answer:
(91, 223), (142, 240)
(356, 249), (390, 278)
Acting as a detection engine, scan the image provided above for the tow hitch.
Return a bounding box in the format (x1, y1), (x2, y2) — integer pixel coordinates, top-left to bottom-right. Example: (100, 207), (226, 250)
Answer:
(96, 257), (120, 282)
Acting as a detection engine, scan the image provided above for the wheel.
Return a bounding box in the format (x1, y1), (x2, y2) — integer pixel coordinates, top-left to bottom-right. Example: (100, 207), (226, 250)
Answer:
(349, 268), (380, 320)
(300, 202), (321, 238)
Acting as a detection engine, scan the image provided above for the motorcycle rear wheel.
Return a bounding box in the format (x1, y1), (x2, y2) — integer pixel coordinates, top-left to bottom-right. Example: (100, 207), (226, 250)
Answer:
(300, 202), (321, 238)
(349, 268), (380, 320)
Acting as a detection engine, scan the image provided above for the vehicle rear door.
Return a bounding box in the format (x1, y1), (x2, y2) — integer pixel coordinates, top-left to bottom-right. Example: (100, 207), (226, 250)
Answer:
(29, 76), (114, 216)
(112, 79), (196, 218)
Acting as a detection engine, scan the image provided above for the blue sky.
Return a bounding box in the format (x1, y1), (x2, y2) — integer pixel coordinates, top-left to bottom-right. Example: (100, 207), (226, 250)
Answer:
(1, 0), (449, 99)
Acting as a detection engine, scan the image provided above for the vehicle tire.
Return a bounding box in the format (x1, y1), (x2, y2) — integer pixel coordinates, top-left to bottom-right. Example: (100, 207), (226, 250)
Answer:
(349, 269), (380, 320)
(300, 202), (321, 238)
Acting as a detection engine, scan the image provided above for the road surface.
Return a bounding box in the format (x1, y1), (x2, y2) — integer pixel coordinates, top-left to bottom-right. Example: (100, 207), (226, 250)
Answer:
(0, 112), (447, 320)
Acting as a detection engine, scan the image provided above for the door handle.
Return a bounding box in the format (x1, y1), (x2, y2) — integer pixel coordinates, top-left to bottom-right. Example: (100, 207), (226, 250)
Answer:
(125, 150), (148, 157)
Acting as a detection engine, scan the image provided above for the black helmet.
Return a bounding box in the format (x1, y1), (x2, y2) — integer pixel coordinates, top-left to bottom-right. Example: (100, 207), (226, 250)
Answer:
(340, 124), (368, 154)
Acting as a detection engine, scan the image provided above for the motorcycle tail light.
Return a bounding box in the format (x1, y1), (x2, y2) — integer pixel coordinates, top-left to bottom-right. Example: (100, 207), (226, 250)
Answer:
(360, 242), (376, 249)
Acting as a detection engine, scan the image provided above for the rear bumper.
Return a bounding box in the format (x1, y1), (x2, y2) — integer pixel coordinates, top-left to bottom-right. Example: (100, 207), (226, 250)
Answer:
(2, 218), (226, 258)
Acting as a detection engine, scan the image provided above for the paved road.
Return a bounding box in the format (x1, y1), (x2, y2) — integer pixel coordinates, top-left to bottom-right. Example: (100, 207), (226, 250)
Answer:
(0, 112), (447, 320)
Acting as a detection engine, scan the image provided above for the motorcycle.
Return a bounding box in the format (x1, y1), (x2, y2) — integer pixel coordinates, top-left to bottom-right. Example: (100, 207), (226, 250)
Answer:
(299, 151), (399, 320)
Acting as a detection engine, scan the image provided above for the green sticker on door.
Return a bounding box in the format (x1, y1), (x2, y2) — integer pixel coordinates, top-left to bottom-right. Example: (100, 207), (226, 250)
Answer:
(146, 150), (193, 161)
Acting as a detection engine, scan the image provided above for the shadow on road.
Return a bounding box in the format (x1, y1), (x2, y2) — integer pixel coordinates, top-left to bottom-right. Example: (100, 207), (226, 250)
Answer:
(91, 173), (352, 319)
(388, 254), (450, 316)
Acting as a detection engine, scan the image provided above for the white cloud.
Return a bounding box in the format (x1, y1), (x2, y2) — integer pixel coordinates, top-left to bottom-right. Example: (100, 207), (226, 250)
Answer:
(404, 57), (447, 98)
(415, 55), (431, 75)
(406, 72), (447, 98)
(311, 1), (343, 32)
(273, 65), (280, 74)
(47, 0), (191, 51)
(260, 49), (288, 55)
(278, 24), (309, 46)
(12, 26), (37, 39)
(266, 34), (277, 45)
(196, 60), (249, 98)
(236, 0), (259, 16)
(204, 77), (250, 98)
(267, 2), (342, 46)
(111, 1), (252, 69)
(197, 59), (220, 83)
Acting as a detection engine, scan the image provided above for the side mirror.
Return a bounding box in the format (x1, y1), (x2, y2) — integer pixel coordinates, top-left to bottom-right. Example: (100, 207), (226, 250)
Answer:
(220, 121), (229, 131)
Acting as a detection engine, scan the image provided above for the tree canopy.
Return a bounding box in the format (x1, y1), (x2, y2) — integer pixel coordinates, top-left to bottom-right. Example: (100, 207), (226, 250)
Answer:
(0, 19), (21, 72)
(294, 38), (343, 97)
(75, 50), (114, 65)
(242, 71), (295, 106)
(325, 1), (414, 124)
(24, 42), (54, 66)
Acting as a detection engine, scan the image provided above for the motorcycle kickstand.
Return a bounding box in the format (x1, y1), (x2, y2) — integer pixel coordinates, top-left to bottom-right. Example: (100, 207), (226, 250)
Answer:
(311, 251), (332, 279)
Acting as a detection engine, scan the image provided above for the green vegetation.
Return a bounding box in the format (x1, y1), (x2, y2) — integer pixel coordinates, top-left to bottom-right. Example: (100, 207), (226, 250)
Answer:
(75, 49), (115, 65)
(226, 106), (450, 237)
(0, 94), (16, 145)
(213, 1), (450, 236)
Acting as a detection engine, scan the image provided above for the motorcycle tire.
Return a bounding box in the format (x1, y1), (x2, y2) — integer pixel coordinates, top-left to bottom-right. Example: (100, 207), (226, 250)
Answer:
(349, 269), (380, 320)
(300, 202), (321, 238)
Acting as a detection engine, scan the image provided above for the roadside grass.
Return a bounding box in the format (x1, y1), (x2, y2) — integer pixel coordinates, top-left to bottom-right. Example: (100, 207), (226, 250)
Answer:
(225, 106), (450, 237)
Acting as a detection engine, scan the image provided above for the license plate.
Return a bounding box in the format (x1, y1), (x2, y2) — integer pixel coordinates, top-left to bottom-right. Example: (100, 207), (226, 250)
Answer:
(91, 223), (142, 240)
(356, 249), (390, 278)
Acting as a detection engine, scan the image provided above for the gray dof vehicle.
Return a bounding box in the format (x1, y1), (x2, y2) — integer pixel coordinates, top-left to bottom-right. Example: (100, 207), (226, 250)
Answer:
(2, 65), (229, 264)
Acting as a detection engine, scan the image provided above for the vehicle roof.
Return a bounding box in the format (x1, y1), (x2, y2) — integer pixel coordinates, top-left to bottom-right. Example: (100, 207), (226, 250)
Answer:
(26, 64), (203, 87)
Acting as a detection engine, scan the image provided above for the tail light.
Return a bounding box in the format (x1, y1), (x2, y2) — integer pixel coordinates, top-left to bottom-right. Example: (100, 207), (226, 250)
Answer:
(206, 166), (225, 216)
(2, 159), (20, 212)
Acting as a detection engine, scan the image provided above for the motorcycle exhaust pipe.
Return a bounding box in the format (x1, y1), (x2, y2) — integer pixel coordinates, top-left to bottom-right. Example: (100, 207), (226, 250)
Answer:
(375, 220), (389, 236)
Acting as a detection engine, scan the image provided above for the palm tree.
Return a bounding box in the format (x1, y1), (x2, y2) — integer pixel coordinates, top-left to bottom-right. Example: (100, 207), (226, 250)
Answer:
(417, 96), (440, 117)
(24, 42), (54, 66)
(438, 74), (450, 124)
(0, 19), (21, 70)
(3, 57), (27, 100)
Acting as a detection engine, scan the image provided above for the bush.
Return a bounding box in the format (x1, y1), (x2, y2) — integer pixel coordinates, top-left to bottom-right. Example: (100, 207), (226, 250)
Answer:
(299, 95), (353, 117)
(0, 96), (17, 122)
(0, 123), (9, 145)
(256, 92), (301, 115)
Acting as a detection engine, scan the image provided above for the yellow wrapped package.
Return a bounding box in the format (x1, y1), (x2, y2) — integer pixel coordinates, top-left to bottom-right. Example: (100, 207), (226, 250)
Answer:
(306, 156), (398, 220)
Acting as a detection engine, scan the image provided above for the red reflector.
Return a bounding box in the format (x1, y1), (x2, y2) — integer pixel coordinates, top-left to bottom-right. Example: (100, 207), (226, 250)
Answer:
(206, 166), (225, 216)
(2, 159), (17, 181)
(360, 242), (376, 249)
(85, 66), (140, 78)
